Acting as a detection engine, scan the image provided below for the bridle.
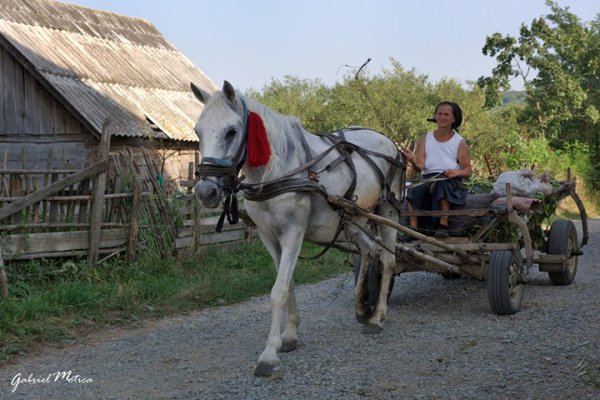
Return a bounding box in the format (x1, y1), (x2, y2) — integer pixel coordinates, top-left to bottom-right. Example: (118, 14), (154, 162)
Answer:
(195, 98), (249, 232)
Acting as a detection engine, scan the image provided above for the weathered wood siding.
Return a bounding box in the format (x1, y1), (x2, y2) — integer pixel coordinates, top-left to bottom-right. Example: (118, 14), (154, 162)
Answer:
(1, 45), (198, 184)
(1, 44), (91, 170)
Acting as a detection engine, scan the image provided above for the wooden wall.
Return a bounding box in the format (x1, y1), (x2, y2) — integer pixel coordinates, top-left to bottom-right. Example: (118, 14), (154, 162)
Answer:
(1, 44), (92, 170)
(1, 44), (199, 188)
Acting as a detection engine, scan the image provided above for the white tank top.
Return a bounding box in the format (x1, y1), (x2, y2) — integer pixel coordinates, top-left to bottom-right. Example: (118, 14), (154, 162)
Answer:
(423, 131), (463, 175)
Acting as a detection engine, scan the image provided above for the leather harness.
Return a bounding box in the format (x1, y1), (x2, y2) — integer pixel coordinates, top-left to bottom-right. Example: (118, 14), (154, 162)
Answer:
(195, 99), (406, 255)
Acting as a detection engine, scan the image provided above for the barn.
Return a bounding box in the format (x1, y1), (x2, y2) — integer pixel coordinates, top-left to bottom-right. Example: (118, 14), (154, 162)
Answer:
(0, 0), (216, 184)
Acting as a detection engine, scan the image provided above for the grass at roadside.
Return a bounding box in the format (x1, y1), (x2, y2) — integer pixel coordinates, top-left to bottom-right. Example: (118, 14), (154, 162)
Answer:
(0, 241), (351, 365)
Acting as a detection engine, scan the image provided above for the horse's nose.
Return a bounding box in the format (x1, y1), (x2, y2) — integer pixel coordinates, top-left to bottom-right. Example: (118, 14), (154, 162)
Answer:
(194, 180), (222, 208)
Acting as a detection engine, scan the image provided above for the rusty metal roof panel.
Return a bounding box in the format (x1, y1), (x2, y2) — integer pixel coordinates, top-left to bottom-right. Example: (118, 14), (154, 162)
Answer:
(0, 0), (215, 142)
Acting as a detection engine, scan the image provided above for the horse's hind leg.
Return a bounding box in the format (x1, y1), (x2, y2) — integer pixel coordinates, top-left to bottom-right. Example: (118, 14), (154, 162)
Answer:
(366, 203), (398, 332)
(348, 224), (377, 323)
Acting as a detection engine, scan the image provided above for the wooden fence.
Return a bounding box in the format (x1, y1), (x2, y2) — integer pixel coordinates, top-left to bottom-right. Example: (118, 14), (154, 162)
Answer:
(0, 124), (255, 297)
(0, 121), (143, 297)
(175, 160), (255, 254)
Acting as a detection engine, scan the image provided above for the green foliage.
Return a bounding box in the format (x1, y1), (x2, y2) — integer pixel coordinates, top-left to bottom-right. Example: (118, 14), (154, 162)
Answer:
(478, 0), (600, 187)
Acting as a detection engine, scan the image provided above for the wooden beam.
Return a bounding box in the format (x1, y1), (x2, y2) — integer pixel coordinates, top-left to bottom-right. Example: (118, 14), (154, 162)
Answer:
(88, 119), (111, 265)
(1, 229), (129, 256)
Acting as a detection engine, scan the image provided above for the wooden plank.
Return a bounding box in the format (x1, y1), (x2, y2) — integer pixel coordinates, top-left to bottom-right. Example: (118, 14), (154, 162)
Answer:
(38, 84), (54, 134)
(176, 235), (194, 249)
(177, 229), (248, 249)
(0, 159), (108, 220)
(0, 242), (8, 298)
(53, 99), (67, 134)
(77, 177), (91, 223)
(0, 47), (5, 133)
(0, 228), (129, 257)
(0, 193), (133, 202)
(196, 229), (249, 245)
(4, 248), (123, 261)
(185, 215), (245, 233)
(88, 119), (111, 264)
(65, 113), (82, 134)
(0, 169), (80, 174)
(127, 178), (142, 262)
(177, 226), (193, 238)
(401, 209), (499, 217)
(14, 60), (24, 133)
(3, 47), (17, 133)
(0, 223), (128, 230)
(24, 70), (38, 134)
(48, 171), (59, 224)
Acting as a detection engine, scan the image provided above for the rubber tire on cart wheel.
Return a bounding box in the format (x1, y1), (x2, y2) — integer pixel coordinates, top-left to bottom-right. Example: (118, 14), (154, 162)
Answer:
(544, 219), (578, 286)
(487, 250), (524, 315)
(353, 255), (394, 300)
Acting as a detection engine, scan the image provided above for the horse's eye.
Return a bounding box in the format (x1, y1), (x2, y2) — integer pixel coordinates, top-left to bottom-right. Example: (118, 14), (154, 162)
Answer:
(225, 128), (237, 140)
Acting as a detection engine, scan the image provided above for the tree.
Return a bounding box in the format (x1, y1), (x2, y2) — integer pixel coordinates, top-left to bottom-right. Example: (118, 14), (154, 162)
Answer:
(477, 0), (600, 186)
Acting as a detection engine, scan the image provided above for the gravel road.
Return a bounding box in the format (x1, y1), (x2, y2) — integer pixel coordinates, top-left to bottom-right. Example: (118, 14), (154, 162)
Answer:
(2, 221), (599, 400)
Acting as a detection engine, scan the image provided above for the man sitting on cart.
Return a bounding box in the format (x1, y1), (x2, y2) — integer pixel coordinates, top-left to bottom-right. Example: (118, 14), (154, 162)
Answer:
(401, 101), (472, 238)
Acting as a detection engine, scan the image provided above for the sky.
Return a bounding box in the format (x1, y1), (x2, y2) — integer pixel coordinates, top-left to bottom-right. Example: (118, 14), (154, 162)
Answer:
(63, 0), (599, 92)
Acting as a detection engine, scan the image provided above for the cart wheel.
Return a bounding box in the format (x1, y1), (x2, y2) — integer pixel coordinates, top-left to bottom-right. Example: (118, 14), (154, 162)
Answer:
(545, 219), (578, 286)
(353, 255), (394, 300)
(487, 250), (524, 315)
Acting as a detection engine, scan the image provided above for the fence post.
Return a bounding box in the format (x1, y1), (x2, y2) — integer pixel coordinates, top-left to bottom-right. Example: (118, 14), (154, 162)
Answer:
(88, 119), (111, 265)
(127, 177), (142, 262)
(0, 243), (7, 298)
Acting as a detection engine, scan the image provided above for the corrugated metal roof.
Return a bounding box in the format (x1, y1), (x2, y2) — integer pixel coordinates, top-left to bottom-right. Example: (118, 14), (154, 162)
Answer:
(0, 0), (216, 142)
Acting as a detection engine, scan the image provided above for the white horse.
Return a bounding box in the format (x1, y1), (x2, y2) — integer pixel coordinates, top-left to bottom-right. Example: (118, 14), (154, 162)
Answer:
(191, 81), (404, 377)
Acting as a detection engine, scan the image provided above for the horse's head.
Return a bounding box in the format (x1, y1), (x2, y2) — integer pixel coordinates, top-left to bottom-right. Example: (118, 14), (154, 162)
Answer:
(190, 81), (247, 208)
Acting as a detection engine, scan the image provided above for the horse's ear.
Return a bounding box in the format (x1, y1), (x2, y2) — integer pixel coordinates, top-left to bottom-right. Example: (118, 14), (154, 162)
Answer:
(190, 82), (210, 104)
(223, 81), (236, 102)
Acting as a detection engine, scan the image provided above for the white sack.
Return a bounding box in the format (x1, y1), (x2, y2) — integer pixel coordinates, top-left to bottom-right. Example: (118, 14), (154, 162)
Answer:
(492, 170), (553, 197)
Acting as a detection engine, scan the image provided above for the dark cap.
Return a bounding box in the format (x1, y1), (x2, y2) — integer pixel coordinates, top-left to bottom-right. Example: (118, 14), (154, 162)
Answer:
(429, 102), (463, 130)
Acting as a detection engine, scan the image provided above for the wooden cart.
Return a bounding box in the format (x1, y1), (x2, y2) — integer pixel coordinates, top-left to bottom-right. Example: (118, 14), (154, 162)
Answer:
(330, 178), (588, 315)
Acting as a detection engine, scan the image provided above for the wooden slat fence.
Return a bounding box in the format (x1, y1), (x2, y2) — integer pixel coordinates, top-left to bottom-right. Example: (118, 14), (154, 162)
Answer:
(0, 131), (256, 297)
(0, 120), (144, 297)
(175, 159), (256, 254)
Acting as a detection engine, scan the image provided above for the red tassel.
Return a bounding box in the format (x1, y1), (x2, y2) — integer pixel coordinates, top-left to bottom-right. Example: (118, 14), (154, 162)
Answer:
(246, 111), (271, 167)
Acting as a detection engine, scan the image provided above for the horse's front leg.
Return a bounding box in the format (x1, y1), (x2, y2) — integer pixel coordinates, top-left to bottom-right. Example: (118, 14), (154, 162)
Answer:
(254, 228), (305, 377)
(256, 230), (300, 354)
(280, 279), (300, 353)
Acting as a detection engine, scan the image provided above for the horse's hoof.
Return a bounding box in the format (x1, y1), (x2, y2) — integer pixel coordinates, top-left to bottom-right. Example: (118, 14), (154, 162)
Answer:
(362, 323), (382, 335)
(254, 362), (280, 378)
(280, 338), (298, 353)
(355, 314), (369, 324)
